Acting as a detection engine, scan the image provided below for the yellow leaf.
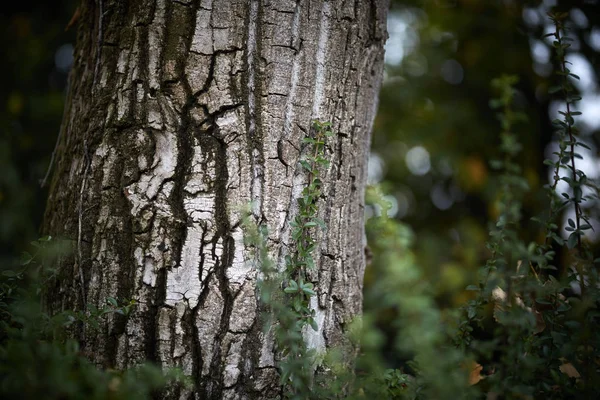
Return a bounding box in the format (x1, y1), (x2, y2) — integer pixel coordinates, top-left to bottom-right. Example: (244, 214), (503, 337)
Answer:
(462, 360), (484, 385)
(559, 362), (581, 378)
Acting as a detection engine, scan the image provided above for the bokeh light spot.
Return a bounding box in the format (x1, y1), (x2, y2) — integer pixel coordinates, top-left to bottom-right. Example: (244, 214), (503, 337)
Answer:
(441, 59), (464, 85)
(405, 146), (431, 176)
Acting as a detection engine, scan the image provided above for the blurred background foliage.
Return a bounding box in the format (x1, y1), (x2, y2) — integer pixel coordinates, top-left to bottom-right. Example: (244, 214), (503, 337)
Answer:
(1, 0), (600, 389)
(1, 0), (75, 265)
(367, 0), (600, 309)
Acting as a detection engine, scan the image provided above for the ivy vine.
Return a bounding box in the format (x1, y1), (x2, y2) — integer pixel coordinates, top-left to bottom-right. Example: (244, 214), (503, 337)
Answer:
(245, 120), (333, 399)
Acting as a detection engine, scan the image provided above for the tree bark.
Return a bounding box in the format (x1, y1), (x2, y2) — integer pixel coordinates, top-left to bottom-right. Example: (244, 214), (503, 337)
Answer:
(43, 0), (388, 398)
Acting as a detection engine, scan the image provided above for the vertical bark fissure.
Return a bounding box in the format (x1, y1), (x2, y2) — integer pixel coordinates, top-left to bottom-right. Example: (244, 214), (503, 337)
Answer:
(245, 0), (262, 221)
(77, 161), (90, 309)
(93, 0), (104, 88)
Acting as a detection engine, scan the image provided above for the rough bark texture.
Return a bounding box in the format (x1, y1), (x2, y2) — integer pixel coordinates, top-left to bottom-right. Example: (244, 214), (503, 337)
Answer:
(43, 0), (388, 398)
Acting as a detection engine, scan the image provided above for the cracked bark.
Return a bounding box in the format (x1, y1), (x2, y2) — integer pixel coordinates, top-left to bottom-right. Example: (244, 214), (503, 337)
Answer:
(42, 0), (388, 399)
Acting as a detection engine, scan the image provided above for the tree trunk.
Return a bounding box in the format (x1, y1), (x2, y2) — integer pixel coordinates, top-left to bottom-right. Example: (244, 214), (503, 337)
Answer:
(43, 0), (388, 398)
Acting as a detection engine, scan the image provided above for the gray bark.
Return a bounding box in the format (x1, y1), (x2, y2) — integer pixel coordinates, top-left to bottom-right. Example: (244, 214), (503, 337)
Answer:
(43, 0), (388, 398)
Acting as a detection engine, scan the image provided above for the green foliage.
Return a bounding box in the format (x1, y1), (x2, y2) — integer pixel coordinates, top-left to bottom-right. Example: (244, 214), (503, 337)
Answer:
(353, 41), (600, 397)
(456, 74), (530, 350)
(285, 119), (333, 333)
(347, 185), (476, 400)
(244, 120), (333, 399)
(451, 14), (600, 398)
(545, 11), (595, 261)
(0, 237), (188, 399)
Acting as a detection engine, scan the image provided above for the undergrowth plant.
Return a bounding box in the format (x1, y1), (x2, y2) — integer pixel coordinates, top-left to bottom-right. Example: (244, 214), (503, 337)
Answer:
(453, 11), (600, 399)
(541, 11), (600, 395)
(356, 186), (473, 400)
(0, 236), (187, 399)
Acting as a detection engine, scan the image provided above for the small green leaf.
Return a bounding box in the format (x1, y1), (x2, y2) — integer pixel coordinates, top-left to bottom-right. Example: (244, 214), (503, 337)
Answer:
(2, 270), (19, 278)
(467, 307), (476, 319)
(20, 252), (34, 266)
(567, 232), (578, 249)
(576, 142), (591, 150)
(548, 86), (562, 94)
(299, 160), (312, 172)
(107, 297), (119, 307)
(305, 256), (314, 269)
(312, 217), (327, 230)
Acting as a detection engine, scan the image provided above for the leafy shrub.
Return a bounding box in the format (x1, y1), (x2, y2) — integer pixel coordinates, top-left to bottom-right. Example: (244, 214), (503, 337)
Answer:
(0, 237), (187, 399)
